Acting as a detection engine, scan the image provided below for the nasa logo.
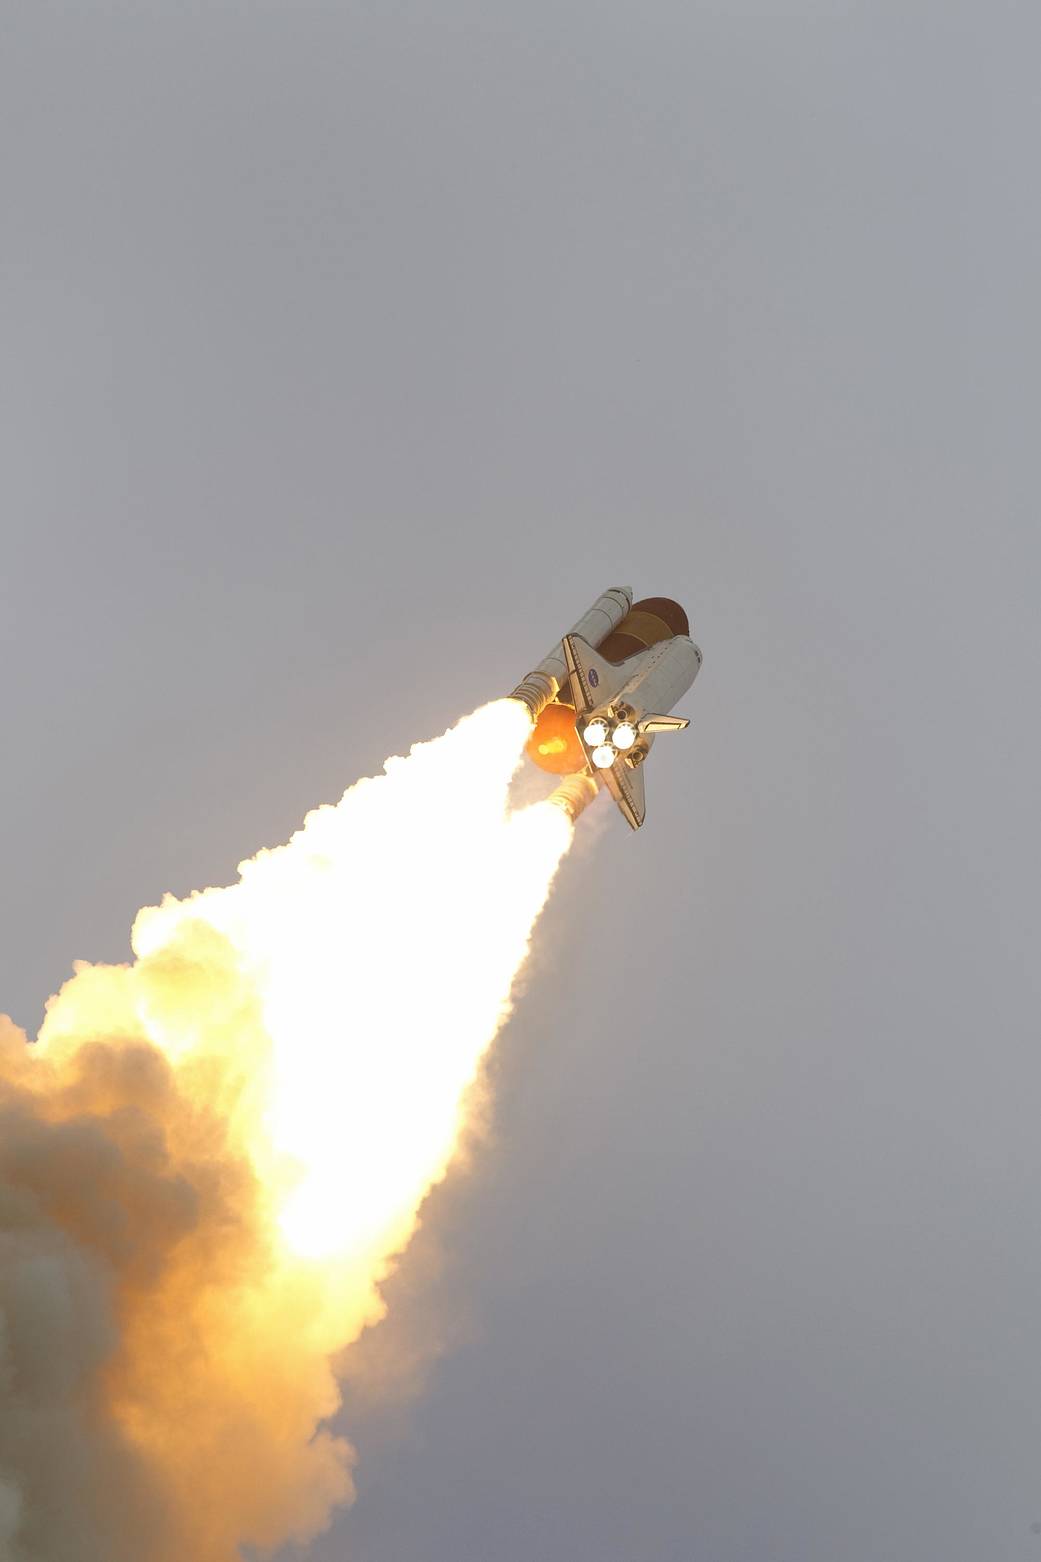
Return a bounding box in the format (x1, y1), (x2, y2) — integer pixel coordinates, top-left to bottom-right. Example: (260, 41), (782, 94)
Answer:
(589, 667), (600, 688)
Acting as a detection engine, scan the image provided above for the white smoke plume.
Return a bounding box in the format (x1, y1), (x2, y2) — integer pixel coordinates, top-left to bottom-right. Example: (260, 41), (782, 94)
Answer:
(0, 700), (573, 1560)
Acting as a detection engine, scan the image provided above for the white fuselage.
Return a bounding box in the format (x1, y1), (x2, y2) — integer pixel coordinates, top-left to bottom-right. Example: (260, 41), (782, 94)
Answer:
(614, 634), (702, 725)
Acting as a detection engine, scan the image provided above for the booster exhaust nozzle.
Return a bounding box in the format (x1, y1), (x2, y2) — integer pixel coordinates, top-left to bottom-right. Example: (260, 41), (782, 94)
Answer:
(509, 671), (556, 720)
(508, 587), (633, 721)
(547, 773), (598, 822)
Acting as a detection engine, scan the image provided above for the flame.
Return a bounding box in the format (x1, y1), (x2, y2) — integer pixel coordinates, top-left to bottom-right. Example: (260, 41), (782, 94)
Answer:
(5, 699), (572, 1560)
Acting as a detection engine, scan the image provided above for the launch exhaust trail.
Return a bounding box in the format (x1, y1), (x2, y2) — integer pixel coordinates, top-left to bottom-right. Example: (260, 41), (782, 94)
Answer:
(0, 700), (573, 1561)
(0, 589), (700, 1562)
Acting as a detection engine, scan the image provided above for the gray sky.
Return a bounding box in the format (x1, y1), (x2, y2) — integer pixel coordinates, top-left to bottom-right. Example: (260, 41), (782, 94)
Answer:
(3, 2), (1041, 1559)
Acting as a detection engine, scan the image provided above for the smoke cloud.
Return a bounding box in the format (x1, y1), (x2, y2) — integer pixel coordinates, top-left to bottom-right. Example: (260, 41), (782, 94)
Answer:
(0, 701), (571, 1560)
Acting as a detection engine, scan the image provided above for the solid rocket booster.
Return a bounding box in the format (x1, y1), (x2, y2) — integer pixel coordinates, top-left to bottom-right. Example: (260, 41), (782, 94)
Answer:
(547, 772), (599, 823)
(509, 587), (633, 720)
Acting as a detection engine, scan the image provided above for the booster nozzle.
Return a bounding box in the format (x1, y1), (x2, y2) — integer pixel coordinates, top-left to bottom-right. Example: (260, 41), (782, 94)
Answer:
(547, 773), (598, 822)
(508, 587), (634, 721)
(509, 671), (558, 721)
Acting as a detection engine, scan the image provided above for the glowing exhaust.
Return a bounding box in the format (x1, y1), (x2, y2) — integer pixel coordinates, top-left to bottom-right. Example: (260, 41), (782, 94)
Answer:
(5, 698), (576, 1562)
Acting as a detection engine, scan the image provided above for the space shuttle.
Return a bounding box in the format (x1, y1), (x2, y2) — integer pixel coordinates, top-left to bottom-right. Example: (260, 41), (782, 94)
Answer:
(509, 587), (701, 830)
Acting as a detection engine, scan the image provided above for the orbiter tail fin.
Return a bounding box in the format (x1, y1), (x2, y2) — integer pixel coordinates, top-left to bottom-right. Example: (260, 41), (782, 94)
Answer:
(561, 633), (629, 716)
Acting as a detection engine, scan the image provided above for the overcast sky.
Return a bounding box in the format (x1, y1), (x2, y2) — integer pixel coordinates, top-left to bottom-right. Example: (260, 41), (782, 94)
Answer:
(3, 2), (1041, 1559)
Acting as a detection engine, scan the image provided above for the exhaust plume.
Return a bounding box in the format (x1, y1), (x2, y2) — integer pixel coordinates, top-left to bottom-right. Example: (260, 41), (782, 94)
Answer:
(0, 700), (572, 1561)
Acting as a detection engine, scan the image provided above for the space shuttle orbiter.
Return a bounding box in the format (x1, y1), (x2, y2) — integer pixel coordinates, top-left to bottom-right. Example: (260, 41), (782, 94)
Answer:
(509, 587), (701, 830)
